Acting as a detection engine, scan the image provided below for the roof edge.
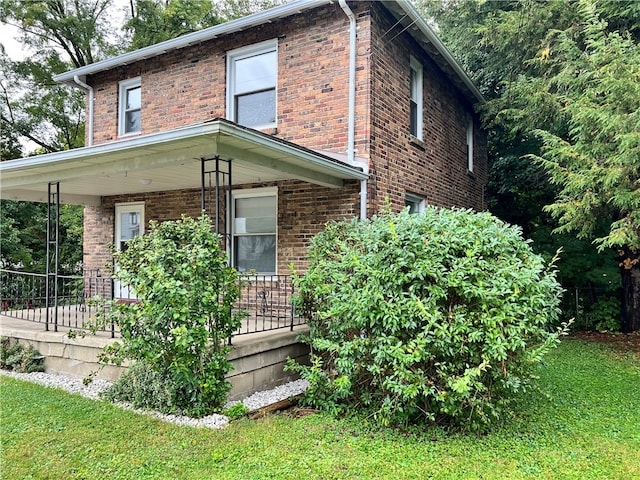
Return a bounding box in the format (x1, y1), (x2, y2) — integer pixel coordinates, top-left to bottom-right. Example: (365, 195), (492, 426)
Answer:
(389, 0), (485, 104)
(53, 0), (334, 84)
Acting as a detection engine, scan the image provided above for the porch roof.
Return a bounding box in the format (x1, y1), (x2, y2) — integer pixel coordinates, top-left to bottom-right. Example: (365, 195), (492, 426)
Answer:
(0, 119), (368, 206)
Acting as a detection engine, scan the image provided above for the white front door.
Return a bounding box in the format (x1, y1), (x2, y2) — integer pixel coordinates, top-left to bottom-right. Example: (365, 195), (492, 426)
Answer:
(114, 202), (144, 300)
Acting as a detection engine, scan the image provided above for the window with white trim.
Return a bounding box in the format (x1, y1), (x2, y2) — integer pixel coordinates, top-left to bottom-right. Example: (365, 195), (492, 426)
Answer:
(466, 115), (474, 172)
(118, 77), (141, 136)
(114, 202), (144, 299)
(405, 193), (426, 214)
(227, 40), (277, 128)
(409, 56), (423, 140)
(232, 188), (277, 274)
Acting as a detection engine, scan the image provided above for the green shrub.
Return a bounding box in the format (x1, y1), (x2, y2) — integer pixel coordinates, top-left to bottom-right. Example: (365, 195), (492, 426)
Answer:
(102, 360), (177, 413)
(287, 207), (566, 430)
(97, 214), (244, 417)
(0, 337), (45, 373)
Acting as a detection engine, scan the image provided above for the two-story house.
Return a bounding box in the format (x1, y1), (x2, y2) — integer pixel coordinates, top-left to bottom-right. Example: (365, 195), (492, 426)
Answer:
(1, 0), (486, 293)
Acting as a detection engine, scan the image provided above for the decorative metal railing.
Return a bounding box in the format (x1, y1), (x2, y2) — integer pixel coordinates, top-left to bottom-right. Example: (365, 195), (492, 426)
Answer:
(0, 269), (305, 339)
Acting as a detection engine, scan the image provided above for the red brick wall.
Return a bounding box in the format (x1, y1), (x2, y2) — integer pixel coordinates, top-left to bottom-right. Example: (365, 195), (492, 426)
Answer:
(82, 1), (487, 275)
(88, 3), (367, 156)
(367, 3), (487, 213)
(83, 180), (360, 275)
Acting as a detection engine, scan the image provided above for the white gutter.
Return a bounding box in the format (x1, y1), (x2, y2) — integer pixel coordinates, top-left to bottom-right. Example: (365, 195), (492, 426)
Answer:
(339, 0), (369, 219)
(73, 75), (94, 146)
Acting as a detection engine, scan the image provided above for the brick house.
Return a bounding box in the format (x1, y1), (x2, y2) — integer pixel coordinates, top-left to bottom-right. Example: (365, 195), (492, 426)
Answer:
(1, 0), (486, 286)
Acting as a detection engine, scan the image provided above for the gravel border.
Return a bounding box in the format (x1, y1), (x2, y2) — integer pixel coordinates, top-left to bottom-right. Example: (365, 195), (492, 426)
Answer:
(0, 369), (308, 429)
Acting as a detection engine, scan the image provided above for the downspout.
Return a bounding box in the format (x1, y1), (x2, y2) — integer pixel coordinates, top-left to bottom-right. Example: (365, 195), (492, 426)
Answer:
(339, 0), (369, 219)
(73, 75), (94, 146)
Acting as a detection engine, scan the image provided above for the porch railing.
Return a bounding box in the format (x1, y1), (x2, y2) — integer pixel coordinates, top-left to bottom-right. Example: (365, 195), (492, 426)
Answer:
(0, 269), (305, 338)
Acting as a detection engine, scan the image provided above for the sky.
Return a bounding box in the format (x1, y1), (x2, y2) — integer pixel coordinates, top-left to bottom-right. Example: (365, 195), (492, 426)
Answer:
(0, 0), (131, 62)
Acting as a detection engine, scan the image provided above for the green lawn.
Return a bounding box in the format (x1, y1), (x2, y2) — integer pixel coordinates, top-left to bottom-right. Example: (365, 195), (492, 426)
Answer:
(1, 338), (639, 480)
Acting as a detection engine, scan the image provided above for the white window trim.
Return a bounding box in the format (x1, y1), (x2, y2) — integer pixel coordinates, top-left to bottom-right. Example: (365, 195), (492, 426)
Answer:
(409, 56), (423, 140)
(226, 39), (278, 129)
(114, 202), (145, 299)
(466, 115), (474, 173)
(405, 193), (426, 214)
(118, 77), (141, 137)
(230, 187), (278, 275)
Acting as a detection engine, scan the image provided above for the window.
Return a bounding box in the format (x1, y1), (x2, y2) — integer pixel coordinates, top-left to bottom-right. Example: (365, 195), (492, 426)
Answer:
(466, 115), (474, 172)
(409, 56), (423, 140)
(405, 193), (426, 214)
(119, 77), (141, 136)
(227, 40), (277, 128)
(114, 202), (144, 299)
(232, 188), (277, 274)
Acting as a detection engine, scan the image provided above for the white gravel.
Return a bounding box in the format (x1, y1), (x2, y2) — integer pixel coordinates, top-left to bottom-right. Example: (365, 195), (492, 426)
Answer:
(0, 369), (308, 429)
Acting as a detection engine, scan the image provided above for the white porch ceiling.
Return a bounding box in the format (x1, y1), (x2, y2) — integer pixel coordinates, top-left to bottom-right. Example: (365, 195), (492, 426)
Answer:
(0, 120), (367, 206)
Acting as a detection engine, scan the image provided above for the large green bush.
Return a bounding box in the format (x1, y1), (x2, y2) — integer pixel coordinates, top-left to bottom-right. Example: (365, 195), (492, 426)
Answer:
(99, 214), (244, 417)
(288, 207), (566, 430)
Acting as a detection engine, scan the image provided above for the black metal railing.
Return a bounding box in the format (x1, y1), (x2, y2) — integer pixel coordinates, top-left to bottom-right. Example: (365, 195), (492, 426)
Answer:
(0, 269), (116, 336)
(236, 274), (304, 335)
(0, 269), (304, 338)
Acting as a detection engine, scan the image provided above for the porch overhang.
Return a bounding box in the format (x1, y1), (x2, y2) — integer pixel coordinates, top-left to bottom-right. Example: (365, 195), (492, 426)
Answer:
(0, 119), (368, 206)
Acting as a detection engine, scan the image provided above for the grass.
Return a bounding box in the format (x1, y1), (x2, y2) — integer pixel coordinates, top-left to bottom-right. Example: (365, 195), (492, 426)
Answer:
(1, 338), (639, 479)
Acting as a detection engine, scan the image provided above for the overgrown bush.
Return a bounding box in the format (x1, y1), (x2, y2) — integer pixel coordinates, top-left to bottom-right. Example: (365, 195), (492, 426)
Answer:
(0, 337), (45, 373)
(98, 214), (244, 417)
(287, 207), (566, 430)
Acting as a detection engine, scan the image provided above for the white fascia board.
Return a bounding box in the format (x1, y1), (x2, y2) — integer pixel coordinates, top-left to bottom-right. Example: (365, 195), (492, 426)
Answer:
(215, 121), (368, 181)
(0, 120), (367, 181)
(0, 123), (221, 172)
(392, 0), (485, 104)
(53, 0), (334, 85)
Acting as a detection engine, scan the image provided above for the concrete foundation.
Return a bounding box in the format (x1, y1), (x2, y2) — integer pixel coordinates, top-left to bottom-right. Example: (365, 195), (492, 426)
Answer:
(0, 316), (309, 399)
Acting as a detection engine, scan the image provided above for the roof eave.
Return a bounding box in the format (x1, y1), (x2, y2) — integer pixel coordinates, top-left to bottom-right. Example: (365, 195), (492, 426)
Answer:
(53, 0), (334, 85)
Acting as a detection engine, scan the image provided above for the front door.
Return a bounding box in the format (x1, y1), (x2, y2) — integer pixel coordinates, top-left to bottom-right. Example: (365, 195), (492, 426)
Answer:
(114, 202), (144, 300)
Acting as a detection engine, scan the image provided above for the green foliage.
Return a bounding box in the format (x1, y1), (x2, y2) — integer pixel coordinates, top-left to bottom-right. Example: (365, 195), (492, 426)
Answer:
(223, 402), (250, 419)
(97, 214), (244, 417)
(0, 0), (118, 153)
(289, 207), (565, 430)
(585, 297), (621, 333)
(124, 0), (223, 50)
(102, 360), (178, 413)
(0, 200), (83, 274)
(0, 337), (44, 373)
(3, 340), (640, 479)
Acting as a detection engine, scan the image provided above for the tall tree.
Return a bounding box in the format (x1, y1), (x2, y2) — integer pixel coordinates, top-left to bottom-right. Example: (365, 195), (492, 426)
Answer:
(528, 2), (640, 332)
(420, 0), (640, 331)
(0, 0), (119, 151)
(124, 0), (223, 50)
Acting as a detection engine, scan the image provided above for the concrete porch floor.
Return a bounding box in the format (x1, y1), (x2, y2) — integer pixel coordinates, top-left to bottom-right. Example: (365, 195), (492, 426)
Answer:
(0, 314), (310, 401)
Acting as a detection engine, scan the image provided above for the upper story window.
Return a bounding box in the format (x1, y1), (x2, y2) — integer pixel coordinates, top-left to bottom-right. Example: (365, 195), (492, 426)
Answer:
(466, 115), (474, 172)
(118, 77), (141, 136)
(232, 187), (277, 274)
(409, 56), (423, 140)
(227, 40), (277, 128)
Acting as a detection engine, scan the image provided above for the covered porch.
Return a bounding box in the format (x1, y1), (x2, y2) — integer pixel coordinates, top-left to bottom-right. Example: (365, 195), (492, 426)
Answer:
(0, 119), (367, 397)
(0, 118), (367, 332)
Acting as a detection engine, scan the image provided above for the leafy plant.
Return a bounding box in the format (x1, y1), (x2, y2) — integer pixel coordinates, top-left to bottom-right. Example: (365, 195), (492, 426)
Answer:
(0, 337), (45, 373)
(288, 207), (567, 430)
(223, 402), (250, 419)
(96, 214), (245, 417)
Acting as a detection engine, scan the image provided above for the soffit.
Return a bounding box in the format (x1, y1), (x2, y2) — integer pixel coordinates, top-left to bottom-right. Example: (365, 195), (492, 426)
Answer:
(0, 120), (367, 206)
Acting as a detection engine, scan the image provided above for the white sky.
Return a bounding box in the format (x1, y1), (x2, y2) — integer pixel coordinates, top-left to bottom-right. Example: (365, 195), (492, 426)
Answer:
(0, 23), (28, 60)
(0, 0), (131, 62)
